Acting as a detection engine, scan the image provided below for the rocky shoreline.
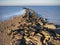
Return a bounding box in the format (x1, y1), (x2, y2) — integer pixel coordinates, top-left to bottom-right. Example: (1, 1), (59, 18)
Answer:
(0, 8), (60, 45)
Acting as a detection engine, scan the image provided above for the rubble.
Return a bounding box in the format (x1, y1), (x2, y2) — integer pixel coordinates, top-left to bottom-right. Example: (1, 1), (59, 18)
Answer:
(6, 8), (60, 45)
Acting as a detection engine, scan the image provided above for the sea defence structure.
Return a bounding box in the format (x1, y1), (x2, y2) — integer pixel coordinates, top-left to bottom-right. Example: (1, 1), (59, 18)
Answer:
(0, 8), (60, 45)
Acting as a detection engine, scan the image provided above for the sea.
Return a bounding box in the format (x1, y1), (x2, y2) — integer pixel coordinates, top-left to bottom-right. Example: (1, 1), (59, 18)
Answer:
(0, 6), (60, 25)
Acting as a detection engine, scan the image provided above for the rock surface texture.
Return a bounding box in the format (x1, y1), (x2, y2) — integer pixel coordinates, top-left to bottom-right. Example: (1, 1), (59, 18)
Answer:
(0, 8), (60, 45)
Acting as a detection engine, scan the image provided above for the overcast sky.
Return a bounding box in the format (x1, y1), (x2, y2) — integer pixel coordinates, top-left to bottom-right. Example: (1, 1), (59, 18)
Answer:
(0, 0), (60, 6)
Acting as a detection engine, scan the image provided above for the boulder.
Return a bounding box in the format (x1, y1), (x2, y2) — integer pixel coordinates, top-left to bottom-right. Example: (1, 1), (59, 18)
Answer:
(44, 23), (56, 29)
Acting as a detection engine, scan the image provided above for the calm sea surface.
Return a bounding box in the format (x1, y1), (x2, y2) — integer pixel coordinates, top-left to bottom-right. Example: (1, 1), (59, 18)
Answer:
(0, 6), (60, 25)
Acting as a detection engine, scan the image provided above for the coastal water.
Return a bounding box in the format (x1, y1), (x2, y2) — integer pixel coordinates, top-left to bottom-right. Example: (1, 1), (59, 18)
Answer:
(0, 6), (60, 25)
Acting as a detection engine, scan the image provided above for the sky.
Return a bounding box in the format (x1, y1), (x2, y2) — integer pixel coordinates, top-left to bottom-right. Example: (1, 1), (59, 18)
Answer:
(0, 0), (60, 6)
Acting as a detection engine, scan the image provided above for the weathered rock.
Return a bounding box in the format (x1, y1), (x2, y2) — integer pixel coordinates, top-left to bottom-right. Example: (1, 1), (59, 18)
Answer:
(44, 23), (56, 29)
(14, 34), (23, 40)
(41, 31), (51, 45)
(7, 29), (12, 35)
(6, 8), (60, 45)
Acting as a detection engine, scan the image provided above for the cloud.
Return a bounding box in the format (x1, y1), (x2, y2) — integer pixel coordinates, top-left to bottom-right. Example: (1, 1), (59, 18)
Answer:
(0, 0), (60, 6)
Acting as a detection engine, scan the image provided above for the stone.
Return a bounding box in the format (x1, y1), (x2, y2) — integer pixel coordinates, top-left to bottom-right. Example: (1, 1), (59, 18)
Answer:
(5, 8), (59, 45)
(7, 29), (12, 35)
(14, 34), (23, 40)
(30, 32), (35, 36)
(44, 23), (56, 29)
(41, 31), (51, 45)
(13, 31), (18, 35)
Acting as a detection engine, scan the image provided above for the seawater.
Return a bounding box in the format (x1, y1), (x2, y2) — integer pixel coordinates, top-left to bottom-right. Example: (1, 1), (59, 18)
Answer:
(0, 6), (60, 25)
